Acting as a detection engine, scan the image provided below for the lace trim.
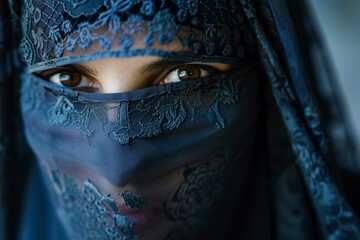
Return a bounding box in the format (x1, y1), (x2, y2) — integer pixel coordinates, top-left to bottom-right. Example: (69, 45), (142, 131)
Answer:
(51, 170), (137, 240)
(119, 190), (148, 209)
(21, 71), (243, 145)
(49, 148), (234, 239)
(20, 0), (254, 70)
(162, 148), (234, 239)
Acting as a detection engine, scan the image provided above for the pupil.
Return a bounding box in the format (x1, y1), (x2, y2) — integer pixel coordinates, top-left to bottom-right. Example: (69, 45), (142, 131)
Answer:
(178, 66), (200, 80)
(179, 70), (192, 78)
(60, 74), (73, 82)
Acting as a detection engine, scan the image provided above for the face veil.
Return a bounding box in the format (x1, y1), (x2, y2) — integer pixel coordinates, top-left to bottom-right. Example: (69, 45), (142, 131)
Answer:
(16, 0), (360, 240)
(20, 1), (263, 239)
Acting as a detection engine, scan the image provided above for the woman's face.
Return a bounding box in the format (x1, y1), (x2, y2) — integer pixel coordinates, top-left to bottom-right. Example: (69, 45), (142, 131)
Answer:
(37, 57), (232, 93)
(20, 0), (261, 238)
(31, 55), (249, 239)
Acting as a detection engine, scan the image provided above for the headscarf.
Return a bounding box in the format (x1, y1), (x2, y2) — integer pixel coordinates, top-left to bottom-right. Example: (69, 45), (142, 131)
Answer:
(1, 1), (35, 239)
(10, 0), (360, 239)
(20, 1), (263, 239)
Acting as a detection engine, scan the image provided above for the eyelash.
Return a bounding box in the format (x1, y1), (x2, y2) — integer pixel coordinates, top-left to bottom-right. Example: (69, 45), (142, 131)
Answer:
(154, 64), (219, 85)
(39, 64), (220, 93)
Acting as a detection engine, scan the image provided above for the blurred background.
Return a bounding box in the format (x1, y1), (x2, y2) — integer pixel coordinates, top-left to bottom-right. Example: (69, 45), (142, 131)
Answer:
(309, 1), (360, 145)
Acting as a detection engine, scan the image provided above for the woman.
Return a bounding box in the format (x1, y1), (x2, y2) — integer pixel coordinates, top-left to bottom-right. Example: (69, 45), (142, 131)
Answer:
(2, 0), (360, 239)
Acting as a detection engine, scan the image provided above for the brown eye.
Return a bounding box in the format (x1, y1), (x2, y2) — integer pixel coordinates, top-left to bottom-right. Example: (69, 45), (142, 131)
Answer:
(56, 72), (82, 87)
(177, 65), (201, 81)
(38, 65), (99, 92)
(158, 64), (220, 85)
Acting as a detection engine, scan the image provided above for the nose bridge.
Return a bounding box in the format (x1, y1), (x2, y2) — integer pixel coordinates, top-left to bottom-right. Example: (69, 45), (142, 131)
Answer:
(98, 65), (133, 94)
(103, 102), (119, 122)
(86, 58), (149, 94)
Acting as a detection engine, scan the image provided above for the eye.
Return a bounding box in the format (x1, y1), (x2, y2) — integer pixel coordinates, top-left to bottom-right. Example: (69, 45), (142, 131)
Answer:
(49, 72), (82, 87)
(43, 70), (99, 92)
(158, 65), (219, 85)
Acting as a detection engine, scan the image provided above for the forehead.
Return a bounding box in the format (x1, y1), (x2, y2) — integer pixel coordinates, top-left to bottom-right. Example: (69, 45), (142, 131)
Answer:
(20, 0), (255, 72)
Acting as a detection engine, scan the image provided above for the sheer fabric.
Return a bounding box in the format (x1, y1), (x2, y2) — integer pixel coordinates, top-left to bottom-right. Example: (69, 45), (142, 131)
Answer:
(21, 66), (261, 239)
(20, 1), (263, 239)
(20, 0), (255, 72)
(17, 0), (360, 239)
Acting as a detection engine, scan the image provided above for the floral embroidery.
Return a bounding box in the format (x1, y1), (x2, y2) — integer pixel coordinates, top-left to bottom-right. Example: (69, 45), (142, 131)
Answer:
(61, 20), (72, 34)
(77, 23), (92, 49)
(162, 149), (233, 239)
(239, 0), (360, 238)
(50, 170), (137, 240)
(19, 37), (35, 64)
(118, 35), (134, 50)
(62, 0), (105, 17)
(22, 71), (242, 145)
(140, 0), (155, 16)
(20, 0), (254, 71)
(119, 190), (149, 209)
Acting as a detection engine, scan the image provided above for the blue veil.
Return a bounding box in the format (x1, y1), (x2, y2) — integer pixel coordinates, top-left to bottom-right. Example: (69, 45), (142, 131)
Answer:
(0, 0), (359, 239)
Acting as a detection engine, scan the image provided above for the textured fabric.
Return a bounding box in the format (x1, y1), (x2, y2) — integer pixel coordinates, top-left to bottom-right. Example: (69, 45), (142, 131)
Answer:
(19, 1), (266, 239)
(21, 61), (263, 239)
(1, 1), (34, 239)
(13, 0), (360, 239)
(263, 1), (360, 238)
(20, 0), (255, 72)
(18, 165), (69, 240)
(0, 2), (7, 238)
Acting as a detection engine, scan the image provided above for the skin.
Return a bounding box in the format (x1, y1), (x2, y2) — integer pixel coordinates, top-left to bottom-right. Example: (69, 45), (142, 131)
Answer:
(35, 56), (235, 239)
(37, 57), (232, 93)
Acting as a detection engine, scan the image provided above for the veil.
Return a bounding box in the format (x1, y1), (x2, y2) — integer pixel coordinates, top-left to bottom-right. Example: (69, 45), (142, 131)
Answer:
(0, 0), (359, 239)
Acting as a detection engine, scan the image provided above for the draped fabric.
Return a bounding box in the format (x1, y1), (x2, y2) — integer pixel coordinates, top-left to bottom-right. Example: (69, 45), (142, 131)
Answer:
(1, 1), (34, 239)
(246, 1), (360, 239)
(0, 0), (359, 239)
(0, 2), (8, 238)
(19, 0), (256, 72)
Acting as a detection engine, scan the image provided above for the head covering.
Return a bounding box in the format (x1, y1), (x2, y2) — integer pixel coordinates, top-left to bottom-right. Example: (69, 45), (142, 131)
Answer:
(14, 0), (360, 239)
(19, 0), (255, 72)
(1, 1), (35, 239)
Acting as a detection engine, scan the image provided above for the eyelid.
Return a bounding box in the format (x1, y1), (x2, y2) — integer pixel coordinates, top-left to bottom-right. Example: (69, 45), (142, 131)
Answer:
(37, 68), (61, 79)
(152, 63), (220, 85)
(37, 64), (96, 80)
(148, 63), (183, 86)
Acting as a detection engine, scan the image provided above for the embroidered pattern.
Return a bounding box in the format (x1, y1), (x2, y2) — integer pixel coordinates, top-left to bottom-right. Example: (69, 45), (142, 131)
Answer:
(119, 190), (149, 209)
(21, 71), (242, 145)
(20, 0), (254, 71)
(239, 0), (360, 238)
(162, 150), (233, 239)
(51, 170), (137, 240)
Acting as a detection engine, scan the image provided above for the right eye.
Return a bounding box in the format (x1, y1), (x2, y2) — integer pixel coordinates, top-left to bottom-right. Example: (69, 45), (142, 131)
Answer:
(49, 72), (83, 87)
(43, 71), (99, 92)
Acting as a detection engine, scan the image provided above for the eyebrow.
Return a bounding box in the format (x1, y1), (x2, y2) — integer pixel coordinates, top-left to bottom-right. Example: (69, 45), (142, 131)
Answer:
(63, 63), (98, 76)
(38, 63), (97, 77)
(141, 59), (190, 74)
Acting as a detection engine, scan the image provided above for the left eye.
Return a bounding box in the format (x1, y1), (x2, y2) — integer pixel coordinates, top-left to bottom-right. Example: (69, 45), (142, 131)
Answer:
(158, 65), (218, 85)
